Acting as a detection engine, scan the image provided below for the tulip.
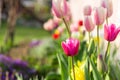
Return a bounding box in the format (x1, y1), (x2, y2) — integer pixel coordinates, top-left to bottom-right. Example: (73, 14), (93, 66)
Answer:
(78, 20), (83, 26)
(94, 7), (107, 25)
(61, 38), (80, 56)
(83, 5), (92, 16)
(52, 0), (70, 18)
(104, 24), (120, 41)
(52, 29), (60, 39)
(97, 54), (107, 73)
(84, 16), (95, 32)
(101, 0), (113, 18)
(57, 26), (64, 33)
(43, 19), (57, 31)
(70, 22), (80, 32)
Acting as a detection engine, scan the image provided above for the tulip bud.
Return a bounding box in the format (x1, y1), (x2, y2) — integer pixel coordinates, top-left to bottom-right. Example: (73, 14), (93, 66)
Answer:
(101, 0), (113, 18)
(94, 7), (107, 25)
(104, 24), (120, 42)
(61, 38), (80, 56)
(83, 5), (92, 16)
(78, 20), (83, 26)
(84, 16), (95, 32)
(97, 54), (107, 73)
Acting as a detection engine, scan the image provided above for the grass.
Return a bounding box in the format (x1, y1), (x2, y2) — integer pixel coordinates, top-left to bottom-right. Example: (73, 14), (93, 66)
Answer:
(0, 21), (51, 45)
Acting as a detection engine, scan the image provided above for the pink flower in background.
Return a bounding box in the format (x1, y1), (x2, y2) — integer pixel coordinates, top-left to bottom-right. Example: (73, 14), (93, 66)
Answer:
(61, 38), (80, 56)
(83, 5), (92, 16)
(70, 22), (80, 32)
(57, 26), (64, 33)
(101, 0), (113, 18)
(84, 16), (95, 32)
(104, 24), (120, 41)
(53, 16), (62, 25)
(94, 7), (107, 25)
(52, 0), (70, 19)
(43, 19), (57, 31)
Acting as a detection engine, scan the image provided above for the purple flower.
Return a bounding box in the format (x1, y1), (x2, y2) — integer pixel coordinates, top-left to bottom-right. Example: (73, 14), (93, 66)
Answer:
(0, 54), (13, 67)
(29, 40), (41, 48)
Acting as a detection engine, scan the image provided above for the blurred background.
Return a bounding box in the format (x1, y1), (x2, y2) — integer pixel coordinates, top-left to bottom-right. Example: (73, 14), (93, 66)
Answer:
(0, 0), (60, 80)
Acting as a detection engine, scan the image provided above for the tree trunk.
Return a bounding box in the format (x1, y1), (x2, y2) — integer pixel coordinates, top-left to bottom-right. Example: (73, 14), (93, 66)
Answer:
(4, 0), (19, 47)
(0, 0), (2, 26)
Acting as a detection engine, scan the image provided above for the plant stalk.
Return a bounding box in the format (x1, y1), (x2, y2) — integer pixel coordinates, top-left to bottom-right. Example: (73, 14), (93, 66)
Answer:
(104, 41), (110, 61)
(97, 26), (100, 53)
(62, 18), (71, 38)
(72, 57), (75, 80)
(106, 18), (108, 25)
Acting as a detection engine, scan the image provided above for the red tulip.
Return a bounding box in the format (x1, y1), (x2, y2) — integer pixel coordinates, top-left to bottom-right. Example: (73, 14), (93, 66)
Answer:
(104, 24), (120, 41)
(84, 16), (95, 32)
(83, 5), (92, 16)
(101, 0), (113, 18)
(94, 7), (107, 25)
(52, 30), (60, 39)
(78, 20), (83, 26)
(61, 38), (80, 56)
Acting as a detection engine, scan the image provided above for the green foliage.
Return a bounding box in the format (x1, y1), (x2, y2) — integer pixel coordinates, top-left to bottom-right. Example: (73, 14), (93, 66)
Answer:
(84, 59), (90, 80)
(74, 41), (87, 61)
(88, 39), (96, 56)
(57, 53), (69, 80)
(45, 72), (61, 80)
(89, 58), (102, 80)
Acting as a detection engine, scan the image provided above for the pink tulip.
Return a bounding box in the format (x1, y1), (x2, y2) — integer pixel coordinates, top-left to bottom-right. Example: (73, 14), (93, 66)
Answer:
(61, 38), (80, 56)
(84, 16), (95, 32)
(70, 22), (79, 32)
(83, 5), (92, 16)
(104, 24), (120, 41)
(52, 0), (70, 19)
(101, 0), (113, 18)
(57, 26), (64, 33)
(43, 19), (57, 31)
(94, 7), (107, 25)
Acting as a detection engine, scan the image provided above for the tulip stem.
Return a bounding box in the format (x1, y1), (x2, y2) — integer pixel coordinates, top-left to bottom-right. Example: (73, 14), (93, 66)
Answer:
(106, 18), (108, 25)
(72, 56), (75, 80)
(68, 57), (72, 80)
(88, 32), (91, 75)
(104, 41), (110, 62)
(88, 32), (91, 43)
(97, 26), (100, 52)
(62, 18), (71, 37)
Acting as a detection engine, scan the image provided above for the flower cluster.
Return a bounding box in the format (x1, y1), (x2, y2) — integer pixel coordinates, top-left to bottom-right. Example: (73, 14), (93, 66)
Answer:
(44, 0), (120, 80)
(0, 54), (36, 80)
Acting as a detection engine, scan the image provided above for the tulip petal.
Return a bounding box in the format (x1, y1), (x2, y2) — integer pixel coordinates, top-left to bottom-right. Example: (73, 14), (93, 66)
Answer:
(61, 42), (70, 56)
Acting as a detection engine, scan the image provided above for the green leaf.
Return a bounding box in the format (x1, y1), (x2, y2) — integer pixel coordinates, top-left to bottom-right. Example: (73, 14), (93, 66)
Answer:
(57, 53), (69, 80)
(84, 59), (90, 80)
(74, 41), (87, 61)
(88, 39), (95, 56)
(105, 74), (110, 80)
(89, 58), (102, 80)
(109, 63), (120, 80)
(45, 72), (61, 80)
